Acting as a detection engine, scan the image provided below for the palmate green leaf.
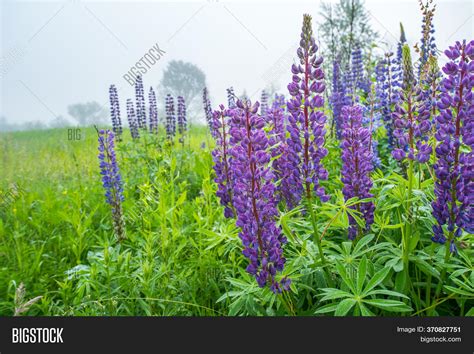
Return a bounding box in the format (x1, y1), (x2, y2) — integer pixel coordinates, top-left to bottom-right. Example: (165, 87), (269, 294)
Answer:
(450, 277), (474, 292)
(368, 289), (410, 299)
(465, 307), (474, 316)
(359, 303), (375, 316)
(352, 235), (374, 255)
(444, 285), (474, 297)
(336, 261), (356, 294)
(361, 266), (390, 297)
(335, 298), (356, 316)
(346, 208), (366, 228)
(314, 303), (338, 314)
(363, 299), (412, 312)
(450, 268), (471, 278)
(319, 288), (353, 302)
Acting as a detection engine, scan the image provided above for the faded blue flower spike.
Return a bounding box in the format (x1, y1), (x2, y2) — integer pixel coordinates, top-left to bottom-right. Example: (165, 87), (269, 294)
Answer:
(97, 129), (125, 241)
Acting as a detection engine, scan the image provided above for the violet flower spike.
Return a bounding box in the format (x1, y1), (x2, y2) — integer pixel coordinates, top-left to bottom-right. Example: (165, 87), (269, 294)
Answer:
(211, 105), (235, 218)
(267, 102), (290, 204)
(97, 129), (125, 241)
(431, 40), (474, 253)
(330, 58), (345, 139)
(126, 98), (140, 140)
(375, 52), (402, 148)
(109, 84), (122, 141)
(229, 99), (290, 293)
(418, 0), (437, 79)
(285, 14), (329, 209)
(165, 94), (176, 140)
(391, 44), (432, 163)
(177, 96), (187, 142)
(135, 75), (147, 130)
(203, 87), (214, 135)
(148, 87), (158, 135)
(341, 105), (375, 240)
(397, 22), (407, 64)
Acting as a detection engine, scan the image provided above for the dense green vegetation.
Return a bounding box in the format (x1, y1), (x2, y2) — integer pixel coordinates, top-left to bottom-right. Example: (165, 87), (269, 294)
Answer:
(0, 126), (472, 316)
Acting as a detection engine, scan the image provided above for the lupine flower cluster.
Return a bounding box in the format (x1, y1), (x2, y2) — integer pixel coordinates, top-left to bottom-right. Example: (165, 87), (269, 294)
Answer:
(330, 58), (346, 138)
(392, 45), (432, 163)
(229, 99), (290, 293)
(165, 94), (176, 140)
(397, 22), (407, 64)
(177, 96), (187, 136)
(431, 40), (474, 253)
(148, 87), (158, 135)
(419, 56), (442, 137)
(126, 98), (140, 140)
(272, 94), (285, 109)
(417, 0), (437, 78)
(203, 87), (213, 134)
(97, 129), (125, 241)
(285, 14), (329, 208)
(341, 105), (375, 240)
(376, 52), (402, 148)
(109, 85), (122, 141)
(267, 98), (289, 203)
(211, 105), (235, 218)
(135, 75), (147, 130)
(362, 91), (382, 168)
(350, 47), (370, 96)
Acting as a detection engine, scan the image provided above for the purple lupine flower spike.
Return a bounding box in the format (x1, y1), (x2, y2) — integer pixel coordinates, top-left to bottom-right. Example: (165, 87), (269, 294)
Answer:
(203, 87), (213, 134)
(267, 100), (289, 203)
(363, 88), (382, 168)
(148, 87), (158, 135)
(392, 45), (432, 163)
(272, 94), (285, 109)
(397, 22), (407, 64)
(285, 14), (329, 209)
(330, 58), (345, 139)
(211, 105), (235, 218)
(350, 47), (370, 96)
(135, 75), (147, 130)
(376, 52), (402, 148)
(418, 0), (437, 78)
(229, 99), (290, 293)
(341, 106), (375, 240)
(109, 85), (122, 141)
(165, 94), (176, 140)
(177, 96), (187, 141)
(431, 40), (474, 252)
(97, 129), (125, 241)
(126, 98), (140, 140)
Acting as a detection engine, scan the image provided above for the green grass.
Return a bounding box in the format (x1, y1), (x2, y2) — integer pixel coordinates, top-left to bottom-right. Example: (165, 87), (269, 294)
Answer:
(0, 126), (472, 316)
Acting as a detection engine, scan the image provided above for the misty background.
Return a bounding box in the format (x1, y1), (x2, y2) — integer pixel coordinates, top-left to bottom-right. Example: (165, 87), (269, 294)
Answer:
(1, 0), (473, 130)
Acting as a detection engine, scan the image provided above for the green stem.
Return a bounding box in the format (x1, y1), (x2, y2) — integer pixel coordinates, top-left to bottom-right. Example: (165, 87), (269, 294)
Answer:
(403, 159), (414, 294)
(307, 197), (334, 287)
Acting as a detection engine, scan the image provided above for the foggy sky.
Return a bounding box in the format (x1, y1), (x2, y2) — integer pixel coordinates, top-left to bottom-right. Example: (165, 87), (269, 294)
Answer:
(1, 0), (473, 125)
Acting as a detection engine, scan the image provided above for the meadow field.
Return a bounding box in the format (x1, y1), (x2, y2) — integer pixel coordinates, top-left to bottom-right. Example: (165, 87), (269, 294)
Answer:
(0, 121), (472, 316)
